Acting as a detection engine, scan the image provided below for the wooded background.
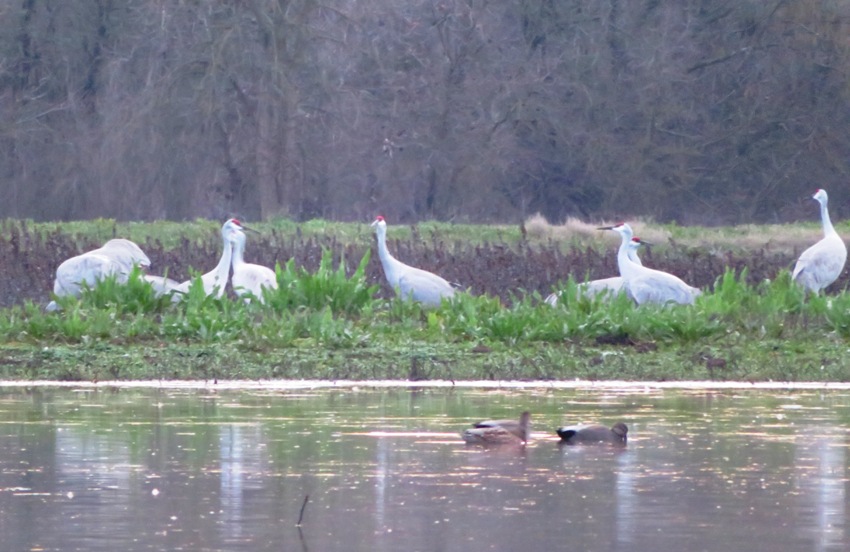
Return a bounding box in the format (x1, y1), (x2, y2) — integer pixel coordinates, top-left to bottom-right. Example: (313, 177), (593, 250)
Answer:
(2, 0), (850, 225)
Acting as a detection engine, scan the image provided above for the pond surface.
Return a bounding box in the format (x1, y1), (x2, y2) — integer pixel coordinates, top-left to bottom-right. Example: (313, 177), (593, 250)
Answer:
(0, 384), (848, 552)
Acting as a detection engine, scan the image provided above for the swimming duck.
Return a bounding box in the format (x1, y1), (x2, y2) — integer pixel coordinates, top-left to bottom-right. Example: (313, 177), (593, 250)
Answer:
(462, 411), (531, 445)
(556, 422), (628, 445)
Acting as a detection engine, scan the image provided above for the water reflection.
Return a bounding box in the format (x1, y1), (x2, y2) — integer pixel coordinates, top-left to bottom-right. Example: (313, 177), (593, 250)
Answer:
(0, 387), (849, 551)
(795, 434), (846, 551)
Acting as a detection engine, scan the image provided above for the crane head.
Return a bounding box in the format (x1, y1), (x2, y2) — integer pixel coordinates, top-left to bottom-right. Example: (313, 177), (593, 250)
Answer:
(813, 189), (828, 204)
(597, 222), (627, 230)
(598, 222), (633, 240)
(371, 215), (387, 228)
(225, 218), (259, 234)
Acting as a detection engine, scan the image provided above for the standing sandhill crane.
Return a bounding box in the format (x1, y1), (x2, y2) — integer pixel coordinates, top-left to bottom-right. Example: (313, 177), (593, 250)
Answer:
(47, 238), (151, 311)
(172, 219), (244, 299)
(545, 237), (649, 306)
(792, 189), (847, 294)
(462, 412), (531, 445)
(600, 223), (701, 306)
(230, 224), (277, 302)
(557, 422), (628, 445)
(371, 216), (455, 307)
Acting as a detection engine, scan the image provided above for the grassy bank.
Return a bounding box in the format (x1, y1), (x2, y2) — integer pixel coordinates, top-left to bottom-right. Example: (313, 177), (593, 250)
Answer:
(0, 234), (849, 382)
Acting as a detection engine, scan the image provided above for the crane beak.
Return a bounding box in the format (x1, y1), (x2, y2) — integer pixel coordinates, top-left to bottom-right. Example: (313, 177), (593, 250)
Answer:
(637, 239), (653, 246)
(597, 225), (616, 231)
(240, 224), (260, 234)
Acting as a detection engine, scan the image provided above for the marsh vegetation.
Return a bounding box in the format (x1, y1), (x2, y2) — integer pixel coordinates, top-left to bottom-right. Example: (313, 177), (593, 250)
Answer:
(0, 218), (849, 382)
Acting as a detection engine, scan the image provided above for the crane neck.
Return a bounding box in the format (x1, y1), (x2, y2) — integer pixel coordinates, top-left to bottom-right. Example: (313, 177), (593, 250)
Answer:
(628, 247), (643, 267)
(215, 237), (233, 277)
(616, 233), (641, 279)
(820, 198), (837, 237)
(230, 234), (245, 267)
(375, 225), (399, 281)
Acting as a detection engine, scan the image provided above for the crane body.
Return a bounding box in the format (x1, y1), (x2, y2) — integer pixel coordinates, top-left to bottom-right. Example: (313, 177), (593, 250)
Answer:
(792, 189), (847, 294)
(371, 216), (455, 307)
(600, 223), (700, 306)
(546, 237), (647, 306)
(230, 226), (277, 302)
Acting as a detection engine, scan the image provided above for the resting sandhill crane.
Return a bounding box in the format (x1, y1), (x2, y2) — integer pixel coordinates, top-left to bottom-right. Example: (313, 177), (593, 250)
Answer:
(792, 189), (847, 294)
(545, 237), (648, 306)
(371, 216), (455, 307)
(230, 224), (277, 302)
(557, 422), (628, 445)
(462, 411), (531, 445)
(47, 238), (151, 311)
(600, 223), (701, 306)
(173, 219), (243, 299)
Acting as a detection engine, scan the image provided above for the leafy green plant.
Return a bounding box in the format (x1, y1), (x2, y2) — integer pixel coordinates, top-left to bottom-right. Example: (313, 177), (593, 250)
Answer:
(264, 249), (379, 315)
(75, 267), (175, 315)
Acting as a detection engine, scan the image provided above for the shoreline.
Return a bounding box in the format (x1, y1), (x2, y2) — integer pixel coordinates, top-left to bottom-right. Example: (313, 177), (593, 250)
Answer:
(3, 379), (850, 391)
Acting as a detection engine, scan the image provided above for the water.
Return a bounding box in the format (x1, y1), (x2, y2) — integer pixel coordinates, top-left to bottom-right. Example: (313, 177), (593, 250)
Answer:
(0, 384), (848, 552)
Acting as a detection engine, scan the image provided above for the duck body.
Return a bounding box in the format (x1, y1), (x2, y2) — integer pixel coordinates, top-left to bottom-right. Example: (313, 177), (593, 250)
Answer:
(556, 422), (628, 445)
(462, 412), (531, 445)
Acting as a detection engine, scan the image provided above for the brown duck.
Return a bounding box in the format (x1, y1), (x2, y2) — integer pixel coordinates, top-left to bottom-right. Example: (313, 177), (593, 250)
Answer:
(556, 422), (628, 445)
(462, 411), (531, 445)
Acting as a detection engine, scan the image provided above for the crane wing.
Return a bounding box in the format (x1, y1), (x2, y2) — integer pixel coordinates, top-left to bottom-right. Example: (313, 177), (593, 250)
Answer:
(626, 269), (698, 306)
(398, 268), (454, 307)
(793, 234), (847, 292)
(53, 253), (123, 297)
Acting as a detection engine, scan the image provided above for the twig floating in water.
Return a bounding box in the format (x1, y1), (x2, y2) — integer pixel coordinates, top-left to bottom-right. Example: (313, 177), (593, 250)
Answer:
(296, 494), (310, 526)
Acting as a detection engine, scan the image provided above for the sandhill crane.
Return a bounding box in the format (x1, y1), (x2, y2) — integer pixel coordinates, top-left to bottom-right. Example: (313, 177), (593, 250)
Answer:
(230, 224), (277, 302)
(600, 223), (701, 306)
(792, 189), (847, 294)
(462, 411), (531, 445)
(371, 216), (455, 307)
(545, 237), (648, 306)
(47, 238), (151, 311)
(172, 219), (243, 299)
(557, 422), (628, 445)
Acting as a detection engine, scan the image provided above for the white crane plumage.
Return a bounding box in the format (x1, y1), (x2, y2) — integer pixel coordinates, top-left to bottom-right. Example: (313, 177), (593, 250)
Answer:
(545, 237), (647, 306)
(230, 224), (277, 302)
(172, 218), (243, 299)
(371, 216), (455, 307)
(143, 274), (182, 297)
(600, 223), (701, 306)
(47, 238), (151, 311)
(792, 189), (847, 294)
